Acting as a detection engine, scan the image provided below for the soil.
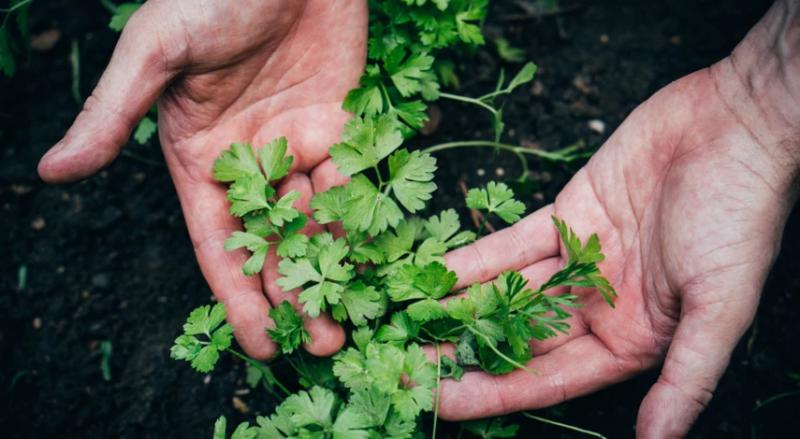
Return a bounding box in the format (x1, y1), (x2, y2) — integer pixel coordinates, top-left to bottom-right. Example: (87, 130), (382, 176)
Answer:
(1, 0), (798, 438)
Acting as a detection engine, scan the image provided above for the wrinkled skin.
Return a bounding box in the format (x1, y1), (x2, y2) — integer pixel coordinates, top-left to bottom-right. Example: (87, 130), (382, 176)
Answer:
(38, 0), (368, 359)
(437, 2), (800, 436)
(38, 0), (799, 437)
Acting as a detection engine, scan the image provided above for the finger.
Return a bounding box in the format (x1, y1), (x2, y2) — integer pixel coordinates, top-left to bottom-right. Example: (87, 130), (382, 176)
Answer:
(38, 2), (176, 183)
(311, 158), (350, 238)
(262, 173), (345, 356)
(170, 168), (277, 360)
(444, 204), (560, 290)
(636, 283), (758, 438)
(437, 334), (632, 420)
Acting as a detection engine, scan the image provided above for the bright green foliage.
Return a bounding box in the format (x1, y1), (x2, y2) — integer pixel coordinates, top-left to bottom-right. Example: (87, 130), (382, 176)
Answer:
(133, 116), (157, 144)
(278, 234), (355, 318)
(329, 114), (404, 176)
(180, 1), (619, 436)
(545, 216), (618, 306)
(170, 303), (233, 373)
(106, 2), (143, 32)
(343, 0), (489, 132)
(213, 140), (303, 276)
(268, 301), (310, 354)
(466, 181), (526, 224)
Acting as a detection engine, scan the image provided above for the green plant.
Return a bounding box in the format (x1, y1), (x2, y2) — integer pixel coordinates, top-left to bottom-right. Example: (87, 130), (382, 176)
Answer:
(168, 1), (615, 437)
(0, 0), (32, 77)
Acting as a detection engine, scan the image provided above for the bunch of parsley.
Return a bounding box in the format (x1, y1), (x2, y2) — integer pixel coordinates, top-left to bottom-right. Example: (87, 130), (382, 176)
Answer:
(167, 1), (617, 437)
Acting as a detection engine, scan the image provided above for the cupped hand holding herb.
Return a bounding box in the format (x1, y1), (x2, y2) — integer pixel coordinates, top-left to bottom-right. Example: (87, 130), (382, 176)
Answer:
(37, 0), (368, 360)
(437, 2), (799, 438)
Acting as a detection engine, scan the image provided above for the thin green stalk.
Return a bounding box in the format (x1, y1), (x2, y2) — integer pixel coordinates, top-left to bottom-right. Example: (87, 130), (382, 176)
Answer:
(521, 412), (607, 439)
(0, 0), (32, 15)
(432, 343), (442, 439)
(440, 92), (498, 115)
(226, 348), (291, 396)
(421, 140), (579, 161)
(99, 0), (118, 13)
(466, 325), (533, 373)
(753, 390), (800, 412)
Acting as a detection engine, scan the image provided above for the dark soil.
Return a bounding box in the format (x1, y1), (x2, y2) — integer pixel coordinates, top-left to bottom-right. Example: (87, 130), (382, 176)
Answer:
(2, 0), (798, 438)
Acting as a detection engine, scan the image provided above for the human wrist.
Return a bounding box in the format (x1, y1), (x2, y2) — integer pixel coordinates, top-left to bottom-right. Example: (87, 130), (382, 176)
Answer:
(710, 0), (800, 183)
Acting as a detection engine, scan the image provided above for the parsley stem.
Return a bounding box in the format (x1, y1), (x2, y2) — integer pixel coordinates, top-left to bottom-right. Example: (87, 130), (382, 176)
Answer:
(0, 0), (31, 14)
(466, 325), (534, 374)
(432, 343), (442, 439)
(226, 348), (291, 396)
(420, 140), (582, 162)
(477, 88), (512, 102)
(439, 92), (498, 115)
(521, 412), (608, 439)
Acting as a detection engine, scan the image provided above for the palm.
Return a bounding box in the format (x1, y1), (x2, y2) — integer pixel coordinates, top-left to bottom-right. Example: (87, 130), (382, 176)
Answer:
(439, 68), (788, 437)
(39, 0), (368, 359)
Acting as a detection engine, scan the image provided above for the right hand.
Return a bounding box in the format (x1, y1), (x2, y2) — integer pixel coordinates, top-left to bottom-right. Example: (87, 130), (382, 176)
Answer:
(37, 0), (368, 359)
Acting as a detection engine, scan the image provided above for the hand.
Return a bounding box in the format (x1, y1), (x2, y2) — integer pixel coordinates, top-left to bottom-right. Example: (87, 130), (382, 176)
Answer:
(37, 0), (367, 359)
(436, 2), (799, 437)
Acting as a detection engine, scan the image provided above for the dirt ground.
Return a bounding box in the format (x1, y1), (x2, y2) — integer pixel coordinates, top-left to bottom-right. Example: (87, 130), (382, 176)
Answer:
(1, 0), (797, 438)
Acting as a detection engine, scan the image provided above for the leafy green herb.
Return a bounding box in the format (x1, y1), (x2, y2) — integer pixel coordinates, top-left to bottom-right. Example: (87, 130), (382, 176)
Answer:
(466, 181), (526, 224)
(170, 303), (233, 373)
(268, 301), (310, 354)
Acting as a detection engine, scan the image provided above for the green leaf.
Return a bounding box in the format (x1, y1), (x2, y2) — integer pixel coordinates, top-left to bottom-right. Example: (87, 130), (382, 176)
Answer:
(282, 386), (337, 429)
(171, 303), (232, 373)
(258, 137), (293, 182)
(133, 116), (157, 144)
(507, 62), (538, 93)
(330, 114), (404, 176)
(224, 231), (269, 276)
(385, 49), (435, 97)
(227, 174), (272, 217)
(388, 149), (437, 213)
(440, 355), (464, 380)
(0, 28), (16, 77)
(269, 191), (300, 227)
(375, 312), (419, 343)
(466, 181), (526, 224)
(213, 143), (262, 182)
(406, 298), (447, 322)
(393, 100), (429, 130)
(277, 232), (309, 258)
(268, 301), (310, 354)
(342, 175), (404, 236)
(109, 3), (142, 32)
(311, 186), (349, 224)
(337, 282), (384, 326)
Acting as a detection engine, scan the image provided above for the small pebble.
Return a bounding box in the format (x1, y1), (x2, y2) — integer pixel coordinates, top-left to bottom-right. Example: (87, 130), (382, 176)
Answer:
(10, 185), (31, 195)
(92, 273), (111, 289)
(203, 375), (212, 385)
(588, 119), (606, 134)
(476, 168), (486, 177)
(495, 167), (505, 177)
(600, 34), (610, 43)
(57, 266), (65, 274)
(234, 389), (251, 396)
(531, 80), (544, 96)
(31, 217), (46, 230)
(31, 29), (61, 52)
(232, 396), (250, 414)
(670, 35), (683, 45)
(33, 317), (42, 329)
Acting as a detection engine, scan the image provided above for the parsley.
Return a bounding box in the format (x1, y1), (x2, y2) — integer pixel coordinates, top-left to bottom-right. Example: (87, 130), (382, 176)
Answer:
(170, 303), (233, 373)
(173, 2), (619, 437)
(466, 181), (526, 224)
(268, 301), (310, 354)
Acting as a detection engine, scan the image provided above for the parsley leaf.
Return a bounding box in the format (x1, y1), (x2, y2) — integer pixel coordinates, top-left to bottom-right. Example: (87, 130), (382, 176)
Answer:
(466, 181), (526, 224)
(268, 301), (310, 354)
(330, 114), (404, 176)
(224, 231), (269, 276)
(258, 137), (293, 182)
(170, 303), (233, 373)
(388, 149), (437, 212)
(213, 143), (261, 182)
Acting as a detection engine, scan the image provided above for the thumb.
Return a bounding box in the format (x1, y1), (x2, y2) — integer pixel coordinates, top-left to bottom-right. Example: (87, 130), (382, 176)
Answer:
(38, 3), (176, 183)
(636, 279), (760, 438)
